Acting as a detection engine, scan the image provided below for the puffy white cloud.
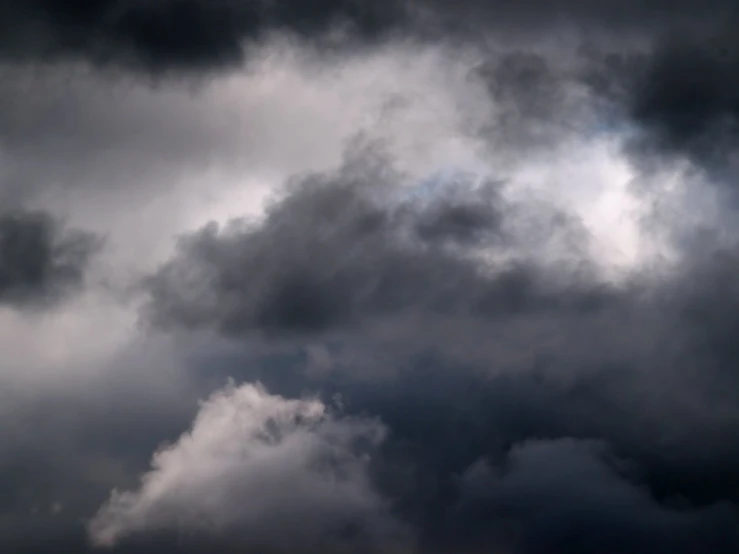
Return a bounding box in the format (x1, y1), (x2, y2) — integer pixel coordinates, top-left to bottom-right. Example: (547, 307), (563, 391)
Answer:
(88, 382), (407, 553)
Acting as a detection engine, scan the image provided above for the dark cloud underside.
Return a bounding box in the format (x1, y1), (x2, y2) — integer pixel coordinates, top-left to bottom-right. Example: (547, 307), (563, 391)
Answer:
(0, 210), (98, 308)
(141, 152), (739, 552)
(0, 1), (736, 67)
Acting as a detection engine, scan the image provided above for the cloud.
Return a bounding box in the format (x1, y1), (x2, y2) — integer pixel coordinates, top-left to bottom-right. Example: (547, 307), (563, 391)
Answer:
(446, 439), (739, 553)
(140, 149), (739, 552)
(621, 30), (739, 177)
(0, 1), (736, 187)
(0, 330), (204, 554)
(0, 209), (99, 309)
(0, 1), (736, 74)
(88, 382), (407, 553)
(0, 43), (503, 553)
(0, 2), (738, 553)
(0, 0), (406, 72)
(144, 147), (601, 337)
(462, 35), (739, 177)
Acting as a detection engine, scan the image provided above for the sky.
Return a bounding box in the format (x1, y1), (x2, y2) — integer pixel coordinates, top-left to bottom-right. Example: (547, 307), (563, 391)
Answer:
(2, 1), (739, 553)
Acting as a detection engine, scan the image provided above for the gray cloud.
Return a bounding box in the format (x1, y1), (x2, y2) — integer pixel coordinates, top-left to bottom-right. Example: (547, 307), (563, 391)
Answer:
(0, 0), (405, 72)
(623, 30), (739, 177)
(0, 332), (209, 554)
(446, 439), (739, 553)
(139, 150), (739, 552)
(467, 36), (739, 176)
(144, 147), (600, 337)
(1, 0), (738, 73)
(1, 2), (738, 553)
(0, 0), (735, 181)
(0, 209), (99, 308)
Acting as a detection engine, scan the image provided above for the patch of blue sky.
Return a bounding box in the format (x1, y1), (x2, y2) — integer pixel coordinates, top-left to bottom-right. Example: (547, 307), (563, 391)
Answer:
(402, 165), (481, 205)
(586, 117), (636, 140)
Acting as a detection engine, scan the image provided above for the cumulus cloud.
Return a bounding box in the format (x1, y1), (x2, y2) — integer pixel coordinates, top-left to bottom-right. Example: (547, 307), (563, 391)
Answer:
(88, 382), (406, 553)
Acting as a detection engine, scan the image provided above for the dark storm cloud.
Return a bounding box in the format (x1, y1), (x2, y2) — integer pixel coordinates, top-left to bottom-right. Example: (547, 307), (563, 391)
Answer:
(145, 150), (600, 336)
(0, 209), (99, 307)
(87, 382), (410, 554)
(466, 34), (739, 175)
(2, 2), (739, 553)
(542, 27), (739, 178)
(468, 13), (739, 177)
(140, 151), (739, 552)
(0, 0), (736, 72)
(623, 30), (739, 175)
(446, 439), (739, 554)
(0, 0), (407, 71)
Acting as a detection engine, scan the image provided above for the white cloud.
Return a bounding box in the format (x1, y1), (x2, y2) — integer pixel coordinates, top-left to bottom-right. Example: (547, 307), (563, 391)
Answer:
(88, 382), (406, 552)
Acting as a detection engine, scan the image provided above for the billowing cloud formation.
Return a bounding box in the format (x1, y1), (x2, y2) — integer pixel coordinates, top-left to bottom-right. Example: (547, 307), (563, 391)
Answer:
(0, 210), (98, 308)
(145, 149), (598, 337)
(141, 152), (739, 553)
(1, 1), (739, 554)
(89, 382), (406, 553)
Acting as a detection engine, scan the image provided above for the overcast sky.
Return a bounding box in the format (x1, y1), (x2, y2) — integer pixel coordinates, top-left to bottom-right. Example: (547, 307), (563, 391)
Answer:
(2, 2), (739, 553)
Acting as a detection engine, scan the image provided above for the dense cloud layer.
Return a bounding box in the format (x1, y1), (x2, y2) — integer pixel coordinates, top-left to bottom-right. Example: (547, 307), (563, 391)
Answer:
(137, 153), (739, 552)
(2, 1), (739, 554)
(449, 439), (739, 553)
(3, 1), (738, 173)
(2, 0), (738, 70)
